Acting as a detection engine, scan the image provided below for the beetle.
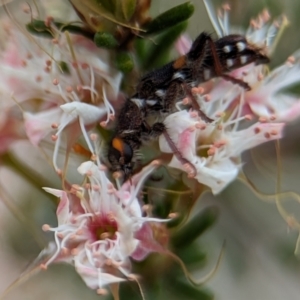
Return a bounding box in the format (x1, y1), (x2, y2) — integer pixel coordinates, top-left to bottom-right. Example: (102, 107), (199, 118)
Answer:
(108, 32), (269, 179)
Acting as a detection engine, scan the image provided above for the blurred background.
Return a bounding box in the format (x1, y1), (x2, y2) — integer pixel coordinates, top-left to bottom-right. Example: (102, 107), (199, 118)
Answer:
(1, 0), (300, 299)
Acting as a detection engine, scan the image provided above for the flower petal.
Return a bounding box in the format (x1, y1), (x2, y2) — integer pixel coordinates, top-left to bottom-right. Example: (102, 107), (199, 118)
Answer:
(43, 188), (70, 225)
(60, 102), (107, 125)
(23, 108), (61, 146)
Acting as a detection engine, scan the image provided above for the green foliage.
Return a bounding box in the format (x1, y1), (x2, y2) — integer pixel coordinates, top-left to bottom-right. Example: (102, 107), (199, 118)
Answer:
(26, 19), (94, 39)
(116, 51), (134, 72)
(172, 206), (220, 248)
(121, 0), (137, 21)
(141, 21), (188, 70)
(144, 2), (194, 35)
(94, 0), (137, 21)
(26, 20), (53, 38)
(94, 31), (119, 48)
(57, 61), (71, 74)
(113, 279), (213, 300)
(95, 0), (116, 14)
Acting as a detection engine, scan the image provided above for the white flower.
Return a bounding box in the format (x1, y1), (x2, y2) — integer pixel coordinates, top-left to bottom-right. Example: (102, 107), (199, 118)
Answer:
(158, 3), (300, 194)
(0, 16), (123, 170)
(201, 2), (300, 123)
(41, 160), (165, 293)
(160, 110), (284, 194)
(51, 102), (108, 171)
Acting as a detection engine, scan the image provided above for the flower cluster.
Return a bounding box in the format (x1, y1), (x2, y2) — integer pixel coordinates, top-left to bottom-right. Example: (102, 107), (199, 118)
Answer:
(1, 0), (300, 299)
(41, 160), (165, 294)
(0, 3), (169, 295)
(162, 5), (300, 194)
(0, 10), (122, 171)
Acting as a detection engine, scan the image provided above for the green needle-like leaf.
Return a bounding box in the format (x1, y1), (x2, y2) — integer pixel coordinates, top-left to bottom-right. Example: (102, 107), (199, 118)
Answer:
(94, 31), (119, 48)
(95, 0), (116, 14)
(116, 51), (134, 73)
(166, 279), (213, 300)
(144, 2), (194, 35)
(176, 244), (206, 266)
(171, 206), (219, 248)
(121, 0), (137, 21)
(143, 21), (188, 70)
(26, 19), (94, 39)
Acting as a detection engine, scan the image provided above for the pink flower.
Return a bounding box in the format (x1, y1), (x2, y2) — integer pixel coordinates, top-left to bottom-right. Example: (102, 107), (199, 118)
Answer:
(0, 18), (122, 168)
(200, 3), (300, 122)
(40, 160), (167, 293)
(159, 110), (284, 194)
(157, 4), (300, 194)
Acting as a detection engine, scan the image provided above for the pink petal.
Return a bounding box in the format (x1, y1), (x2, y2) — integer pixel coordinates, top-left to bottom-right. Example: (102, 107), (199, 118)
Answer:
(23, 108), (61, 146)
(75, 264), (125, 289)
(175, 35), (192, 55)
(132, 223), (165, 261)
(0, 116), (23, 153)
(278, 101), (300, 121)
(43, 188), (70, 225)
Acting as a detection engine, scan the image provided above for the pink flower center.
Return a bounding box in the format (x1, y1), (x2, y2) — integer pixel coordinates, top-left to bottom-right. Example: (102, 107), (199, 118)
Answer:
(88, 214), (118, 241)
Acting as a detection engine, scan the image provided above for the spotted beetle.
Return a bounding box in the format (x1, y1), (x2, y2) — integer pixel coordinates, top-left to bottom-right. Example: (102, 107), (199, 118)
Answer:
(108, 32), (269, 179)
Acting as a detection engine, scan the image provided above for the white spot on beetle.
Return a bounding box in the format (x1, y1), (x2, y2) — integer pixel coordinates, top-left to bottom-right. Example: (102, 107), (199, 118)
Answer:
(172, 72), (185, 80)
(203, 69), (211, 80)
(131, 98), (144, 108)
(226, 59), (234, 68)
(236, 41), (246, 52)
(122, 129), (138, 134)
(240, 55), (248, 64)
(146, 100), (158, 106)
(223, 45), (231, 53)
(155, 89), (165, 97)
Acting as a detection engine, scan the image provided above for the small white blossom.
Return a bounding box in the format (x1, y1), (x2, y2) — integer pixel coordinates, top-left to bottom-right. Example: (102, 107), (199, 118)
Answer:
(202, 3), (300, 123)
(41, 160), (166, 292)
(161, 4), (300, 194)
(0, 18), (122, 169)
(160, 110), (284, 194)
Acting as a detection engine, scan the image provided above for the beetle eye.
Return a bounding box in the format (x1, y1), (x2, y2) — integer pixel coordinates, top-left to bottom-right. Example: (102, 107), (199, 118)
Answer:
(122, 142), (133, 163)
(111, 137), (133, 164)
